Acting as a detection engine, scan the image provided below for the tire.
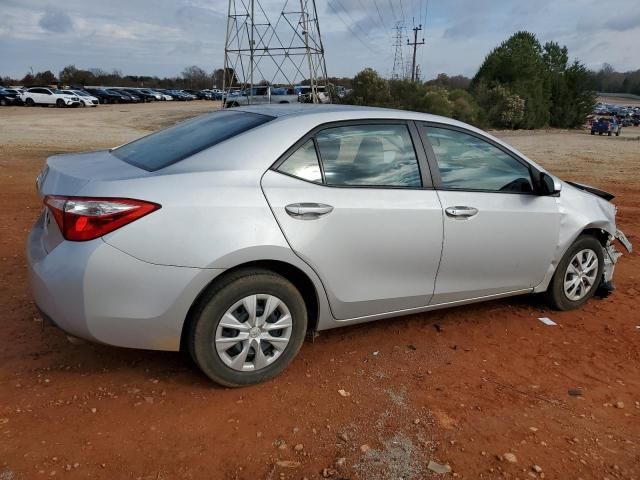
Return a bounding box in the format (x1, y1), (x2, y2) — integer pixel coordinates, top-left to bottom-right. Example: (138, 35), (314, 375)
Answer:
(187, 269), (308, 387)
(25, 98), (34, 107)
(616, 130), (620, 137)
(590, 131), (595, 135)
(56, 99), (65, 108)
(545, 235), (604, 311)
(608, 131), (612, 136)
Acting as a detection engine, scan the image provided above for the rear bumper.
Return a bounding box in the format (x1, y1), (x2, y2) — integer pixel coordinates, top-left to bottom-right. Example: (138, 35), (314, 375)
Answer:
(27, 215), (224, 351)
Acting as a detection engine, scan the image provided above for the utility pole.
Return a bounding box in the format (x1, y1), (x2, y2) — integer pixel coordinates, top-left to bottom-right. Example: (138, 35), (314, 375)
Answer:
(407, 24), (425, 82)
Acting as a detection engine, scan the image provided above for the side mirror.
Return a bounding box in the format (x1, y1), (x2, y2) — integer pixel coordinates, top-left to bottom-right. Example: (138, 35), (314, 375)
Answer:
(540, 172), (562, 195)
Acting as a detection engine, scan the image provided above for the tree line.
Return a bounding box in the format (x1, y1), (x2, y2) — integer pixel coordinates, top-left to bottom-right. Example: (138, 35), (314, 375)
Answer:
(0, 65), (240, 91)
(345, 32), (597, 129)
(588, 64), (640, 96)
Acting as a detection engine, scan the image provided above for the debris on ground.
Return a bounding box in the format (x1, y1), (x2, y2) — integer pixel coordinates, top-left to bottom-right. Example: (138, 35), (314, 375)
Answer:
(503, 453), (518, 463)
(538, 317), (557, 326)
(427, 460), (452, 474)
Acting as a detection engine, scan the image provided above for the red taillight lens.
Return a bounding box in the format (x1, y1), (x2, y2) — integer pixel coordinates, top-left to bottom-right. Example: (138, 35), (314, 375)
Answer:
(43, 196), (160, 241)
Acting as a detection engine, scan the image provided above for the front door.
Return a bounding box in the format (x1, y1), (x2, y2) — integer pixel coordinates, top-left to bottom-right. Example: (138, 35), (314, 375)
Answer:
(418, 124), (561, 304)
(262, 122), (444, 320)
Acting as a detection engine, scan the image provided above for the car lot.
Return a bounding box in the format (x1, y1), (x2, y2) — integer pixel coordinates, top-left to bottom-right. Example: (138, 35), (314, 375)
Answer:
(0, 102), (638, 479)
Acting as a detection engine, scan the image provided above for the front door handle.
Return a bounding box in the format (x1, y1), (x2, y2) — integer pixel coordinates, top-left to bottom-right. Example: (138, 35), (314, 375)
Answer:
(445, 206), (479, 219)
(285, 203), (334, 220)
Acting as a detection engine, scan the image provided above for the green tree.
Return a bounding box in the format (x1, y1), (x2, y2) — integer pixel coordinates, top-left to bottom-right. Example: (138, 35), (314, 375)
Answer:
(349, 68), (389, 105)
(472, 31), (550, 128)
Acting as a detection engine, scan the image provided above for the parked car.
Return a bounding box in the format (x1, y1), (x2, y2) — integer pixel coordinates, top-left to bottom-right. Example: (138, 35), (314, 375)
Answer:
(119, 89), (154, 102)
(27, 105), (632, 387)
(591, 117), (621, 136)
(182, 89), (212, 100)
(162, 89), (192, 101)
(84, 88), (124, 104)
(224, 86), (300, 108)
(137, 89), (164, 101)
(20, 87), (81, 107)
(105, 89), (137, 103)
(0, 87), (22, 106)
(60, 90), (99, 107)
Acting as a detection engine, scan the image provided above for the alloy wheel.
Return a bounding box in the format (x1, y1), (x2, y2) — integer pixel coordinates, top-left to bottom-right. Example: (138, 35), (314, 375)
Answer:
(564, 249), (599, 301)
(214, 294), (293, 372)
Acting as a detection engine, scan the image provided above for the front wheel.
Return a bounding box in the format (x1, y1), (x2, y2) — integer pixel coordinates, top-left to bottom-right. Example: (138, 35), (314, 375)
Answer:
(187, 269), (308, 387)
(545, 235), (604, 310)
(25, 98), (35, 107)
(56, 99), (65, 108)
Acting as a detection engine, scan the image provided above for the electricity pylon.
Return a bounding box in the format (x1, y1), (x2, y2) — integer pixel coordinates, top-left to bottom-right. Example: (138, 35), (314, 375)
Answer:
(391, 22), (406, 80)
(223, 0), (329, 103)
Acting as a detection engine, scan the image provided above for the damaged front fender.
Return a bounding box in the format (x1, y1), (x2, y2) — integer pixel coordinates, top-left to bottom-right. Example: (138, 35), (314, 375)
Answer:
(533, 181), (628, 293)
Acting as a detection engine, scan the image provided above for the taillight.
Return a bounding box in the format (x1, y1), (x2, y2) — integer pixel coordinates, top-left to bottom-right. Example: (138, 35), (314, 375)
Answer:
(43, 196), (160, 241)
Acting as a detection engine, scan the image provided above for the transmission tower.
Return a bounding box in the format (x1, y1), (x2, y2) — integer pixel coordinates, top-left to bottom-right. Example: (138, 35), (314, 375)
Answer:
(391, 22), (406, 80)
(223, 0), (329, 103)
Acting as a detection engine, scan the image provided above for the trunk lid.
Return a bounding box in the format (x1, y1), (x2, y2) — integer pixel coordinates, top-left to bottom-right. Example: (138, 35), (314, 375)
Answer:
(37, 150), (149, 198)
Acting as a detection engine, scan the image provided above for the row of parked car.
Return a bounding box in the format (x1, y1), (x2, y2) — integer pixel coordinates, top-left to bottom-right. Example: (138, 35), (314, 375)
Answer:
(0, 86), (223, 107)
(593, 102), (640, 126)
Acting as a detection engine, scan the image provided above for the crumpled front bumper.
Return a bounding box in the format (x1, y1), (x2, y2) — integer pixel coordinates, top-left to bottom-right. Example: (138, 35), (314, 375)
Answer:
(602, 229), (633, 284)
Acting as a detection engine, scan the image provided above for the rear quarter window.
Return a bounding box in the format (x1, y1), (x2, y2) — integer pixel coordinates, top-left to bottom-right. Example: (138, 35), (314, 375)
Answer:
(111, 110), (273, 171)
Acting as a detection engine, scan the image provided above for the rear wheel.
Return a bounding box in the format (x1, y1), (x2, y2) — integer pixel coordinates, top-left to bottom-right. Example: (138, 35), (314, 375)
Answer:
(187, 269), (307, 387)
(590, 130), (595, 135)
(546, 235), (604, 310)
(0, 98), (7, 106)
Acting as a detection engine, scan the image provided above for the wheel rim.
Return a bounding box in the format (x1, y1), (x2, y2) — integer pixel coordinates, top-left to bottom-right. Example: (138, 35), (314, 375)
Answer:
(564, 249), (599, 301)
(214, 294), (293, 372)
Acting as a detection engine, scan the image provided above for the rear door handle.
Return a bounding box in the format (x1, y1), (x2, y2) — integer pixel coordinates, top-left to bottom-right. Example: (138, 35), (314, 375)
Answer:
(445, 206), (479, 219)
(285, 203), (334, 220)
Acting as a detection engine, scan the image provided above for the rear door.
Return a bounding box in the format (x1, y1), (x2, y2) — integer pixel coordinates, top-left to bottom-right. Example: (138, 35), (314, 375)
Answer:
(41, 88), (55, 105)
(418, 123), (561, 304)
(262, 121), (444, 320)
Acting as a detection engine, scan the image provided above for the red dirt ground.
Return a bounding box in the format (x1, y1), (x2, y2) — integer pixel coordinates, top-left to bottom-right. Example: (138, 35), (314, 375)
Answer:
(1, 104), (638, 479)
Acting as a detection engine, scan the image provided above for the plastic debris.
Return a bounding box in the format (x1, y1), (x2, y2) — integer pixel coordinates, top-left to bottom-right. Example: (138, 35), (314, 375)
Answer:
(538, 317), (557, 326)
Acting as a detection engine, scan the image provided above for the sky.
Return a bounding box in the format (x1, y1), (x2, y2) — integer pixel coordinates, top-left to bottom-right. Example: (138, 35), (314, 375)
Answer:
(1, 0), (639, 82)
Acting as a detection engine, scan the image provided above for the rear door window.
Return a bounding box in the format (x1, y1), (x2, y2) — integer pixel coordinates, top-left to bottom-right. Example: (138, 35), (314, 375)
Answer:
(315, 124), (422, 187)
(111, 110), (273, 171)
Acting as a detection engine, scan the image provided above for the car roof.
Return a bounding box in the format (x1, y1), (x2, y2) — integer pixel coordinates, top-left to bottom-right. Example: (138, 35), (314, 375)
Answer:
(234, 103), (463, 126)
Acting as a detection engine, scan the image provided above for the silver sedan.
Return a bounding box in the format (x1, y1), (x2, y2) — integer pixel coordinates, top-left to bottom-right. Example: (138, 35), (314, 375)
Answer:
(27, 105), (632, 386)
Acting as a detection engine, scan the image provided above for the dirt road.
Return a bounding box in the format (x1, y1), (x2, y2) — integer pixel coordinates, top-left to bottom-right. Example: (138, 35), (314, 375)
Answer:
(1, 103), (638, 479)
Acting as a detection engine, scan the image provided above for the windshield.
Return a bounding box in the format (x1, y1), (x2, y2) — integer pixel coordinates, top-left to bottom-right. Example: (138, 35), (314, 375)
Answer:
(111, 110), (274, 171)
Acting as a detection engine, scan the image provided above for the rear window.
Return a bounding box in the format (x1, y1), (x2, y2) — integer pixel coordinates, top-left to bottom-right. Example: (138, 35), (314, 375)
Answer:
(111, 110), (273, 171)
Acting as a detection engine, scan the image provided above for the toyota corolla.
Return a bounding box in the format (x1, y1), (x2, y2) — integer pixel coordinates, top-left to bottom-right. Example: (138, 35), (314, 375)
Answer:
(27, 105), (632, 386)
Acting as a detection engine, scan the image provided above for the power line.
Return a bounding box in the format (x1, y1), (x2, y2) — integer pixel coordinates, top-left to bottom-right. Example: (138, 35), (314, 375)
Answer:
(372, 0), (389, 31)
(328, 0), (380, 55)
(387, 0), (397, 21)
(331, 0), (371, 40)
